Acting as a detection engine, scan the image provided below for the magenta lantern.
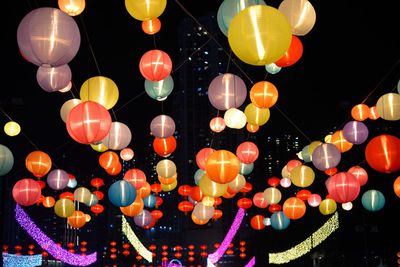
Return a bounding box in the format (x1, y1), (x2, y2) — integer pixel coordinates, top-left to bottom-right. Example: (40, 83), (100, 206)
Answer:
(150, 115), (175, 138)
(36, 64), (72, 92)
(12, 178), (41, 206)
(47, 169), (69, 190)
(196, 148), (216, 170)
(236, 141), (259, 164)
(311, 143), (341, 171)
(17, 7), (81, 67)
(66, 101), (112, 144)
(208, 73), (247, 110)
(326, 172), (360, 203)
(139, 49), (172, 81)
(342, 121), (369, 145)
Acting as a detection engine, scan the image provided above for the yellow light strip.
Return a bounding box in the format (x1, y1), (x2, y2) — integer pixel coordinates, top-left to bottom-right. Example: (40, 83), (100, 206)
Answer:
(121, 215), (152, 262)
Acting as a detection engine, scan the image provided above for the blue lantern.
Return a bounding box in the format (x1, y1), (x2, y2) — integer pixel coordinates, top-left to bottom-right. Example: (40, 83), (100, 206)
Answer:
(108, 180), (136, 207)
(270, 211), (290, 230)
(143, 194), (156, 208)
(0, 144), (14, 176)
(144, 75), (174, 101)
(361, 189), (385, 212)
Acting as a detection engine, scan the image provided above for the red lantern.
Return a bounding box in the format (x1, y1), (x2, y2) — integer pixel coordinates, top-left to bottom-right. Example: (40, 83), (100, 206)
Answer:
(122, 250), (130, 256)
(153, 136), (177, 157)
(59, 191), (74, 201)
(150, 183), (162, 194)
(90, 204), (104, 215)
(239, 182), (253, 193)
(178, 185), (192, 196)
(139, 49), (172, 81)
(213, 209), (223, 220)
(237, 198), (253, 209)
(151, 209), (163, 220)
(80, 241), (87, 246)
(99, 151), (119, 170)
(275, 35), (303, 67)
(214, 197), (222, 206)
(42, 196), (56, 208)
(37, 180), (46, 189)
(296, 189), (311, 201)
(155, 196), (163, 207)
(25, 150), (52, 179)
(365, 134), (400, 173)
(123, 168), (147, 189)
(196, 148), (216, 170)
(90, 178), (104, 189)
(12, 178), (41, 206)
(66, 101), (112, 144)
(209, 117), (226, 133)
(93, 190), (104, 201)
(236, 141), (259, 164)
(110, 254), (117, 260)
(347, 166), (368, 186)
(268, 204), (281, 213)
(105, 162), (122, 176)
(189, 186), (203, 202)
(178, 201), (194, 213)
(286, 159), (302, 172)
(141, 18), (161, 35)
(267, 177), (280, 187)
(250, 215), (265, 230)
(325, 167), (337, 176)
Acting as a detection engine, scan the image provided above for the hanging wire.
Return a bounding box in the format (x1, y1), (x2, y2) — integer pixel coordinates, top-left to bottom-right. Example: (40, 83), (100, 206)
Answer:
(79, 15), (102, 76)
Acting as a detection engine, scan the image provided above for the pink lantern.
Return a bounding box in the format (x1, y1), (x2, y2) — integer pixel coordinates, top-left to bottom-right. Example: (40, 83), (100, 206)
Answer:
(209, 117), (226, 133)
(347, 166), (368, 186)
(12, 178), (41, 206)
(124, 168), (147, 189)
(36, 64), (72, 92)
(150, 115), (175, 138)
(236, 141), (259, 164)
(307, 194), (321, 207)
(326, 172), (360, 203)
(139, 49), (172, 81)
(253, 192), (268, 208)
(66, 101), (112, 144)
(120, 148), (134, 161)
(196, 148), (216, 170)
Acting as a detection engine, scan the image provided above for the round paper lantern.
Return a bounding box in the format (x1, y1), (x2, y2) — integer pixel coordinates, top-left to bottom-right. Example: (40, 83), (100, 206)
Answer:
(74, 187), (91, 204)
(59, 81), (72, 93)
(91, 203), (104, 215)
(246, 123), (259, 133)
(54, 198), (75, 218)
(202, 196), (215, 207)
(178, 201), (194, 213)
(66, 101), (112, 144)
(205, 150), (240, 184)
(224, 108), (247, 129)
(319, 198), (337, 215)
(193, 202), (215, 221)
(236, 141), (259, 164)
(368, 106), (380, 120)
(208, 73), (247, 110)
(296, 189), (311, 201)
(141, 18), (161, 34)
(286, 159), (302, 172)
(156, 159), (176, 178)
(244, 103), (270, 126)
(280, 177), (291, 188)
(143, 194), (156, 209)
(191, 213), (209, 225)
(278, 0), (316, 36)
(178, 185), (192, 197)
(351, 104), (370, 121)
(120, 148), (134, 161)
(12, 178), (41, 206)
(67, 210), (86, 228)
(137, 182), (151, 197)
(347, 166), (368, 186)
(194, 169), (205, 185)
(311, 143), (341, 171)
(237, 197), (253, 209)
(329, 130), (353, 153)
(134, 209), (153, 228)
(17, 7), (80, 67)
(125, 0), (167, 21)
(275, 35), (303, 67)
(58, 0), (85, 16)
(150, 115), (175, 138)
(269, 204), (282, 213)
(86, 194), (98, 207)
(124, 168), (147, 189)
(36, 64), (71, 92)
(270, 211), (290, 230)
(196, 148), (216, 170)
(139, 49), (172, 81)
(4, 121), (21, 137)
(263, 187), (282, 205)
(265, 63), (281, 74)
(249, 81), (278, 108)
(253, 192), (268, 208)
(342, 120), (369, 144)
(158, 173), (177, 185)
(153, 136), (177, 157)
(326, 172), (360, 203)
(393, 176), (400, 197)
(250, 215), (265, 230)
(108, 180), (136, 207)
(283, 197), (306, 220)
(228, 174), (246, 192)
(290, 165), (315, 187)
(67, 178), (77, 189)
(267, 177), (280, 187)
(25, 151), (52, 178)
(209, 117), (226, 133)
(240, 162), (254, 175)
(47, 169), (69, 190)
(198, 175), (228, 198)
(361, 189), (385, 212)
(144, 75), (174, 101)
(228, 5), (292, 65)
(42, 196), (55, 208)
(307, 193), (321, 207)
(60, 98), (82, 123)
(0, 144), (14, 176)
(365, 134), (400, 173)
(99, 151), (119, 170)
(101, 122), (132, 150)
(376, 93), (400, 121)
(120, 196), (144, 217)
(80, 76), (119, 110)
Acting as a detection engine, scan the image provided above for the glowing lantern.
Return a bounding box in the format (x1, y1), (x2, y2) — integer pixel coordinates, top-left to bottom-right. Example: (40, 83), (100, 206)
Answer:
(178, 201), (194, 213)
(224, 108), (247, 129)
(59, 191), (74, 201)
(393, 176), (400, 198)
(311, 143), (341, 171)
(120, 148), (134, 161)
(80, 76), (119, 110)
(283, 197), (306, 220)
(4, 121), (21, 136)
(265, 63), (281, 74)
(12, 178), (41, 206)
(240, 162), (254, 175)
(246, 123), (259, 133)
(361, 190), (385, 212)
(67, 210), (86, 228)
(190, 186), (204, 202)
(342, 120), (369, 145)
(17, 7), (81, 67)
(156, 159), (176, 178)
(280, 177), (291, 188)
(0, 144), (14, 176)
(307, 194), (321, 207)
(250, 215), (265, 230)
(151, 209), (163, 220)
(25, 150), (52, 178)
(208, 73), (247, 110)
(161, 179), (177, 192)
(240, 182), (253, 193)
(99, 151), (119, 170)
(193, 202), (214, 221)
(237, 197), (253, 209)
(139, 49), (172, 81)
(137, 182), (151, 198)
(244, 103), (270, 126)
(36, 64), (71, 92)
(202, 196), (215, 207)
(93, 190), (104, 201)
(329, 130), (353, 153)
(236, 141), (259, 164)
(145, 75), (174, 101)
(58, 0), (85, 16)
(124, 168), (147, 189)
(275, 35), (303, 67)
(205, 150), (240, 184)
(90, 204), (104, 215)
(54, 198), (75, 218)
(60, 98), (82, 123)
(290, 165), (315, 187)
(191, 213), (209, 225)
(365, 134), (400, 173)
(228, 5), (292, 65)
(153, 136), (177, 157)
(263, 187), (282, 205)
(326, 172), (360, 203)
(150, 183), (162, 194)
(108, 180), (136, 207)
(100, 122), (131, 150)
(74, 187), (91, 204)
(278, 0), (316, 36)
(125, 0), (167, 21)
(47, 169), (69, 190)
(196, 148), (216, 170)
(42, 196), (55, 208)
(351, 104), (370, 121)
(270, 211), (290, 230)
(199, 175), (228, 197)
(296, 189), (311, 201)
(150, 114), (175, 138)
(249, 81), (278, 108)
(347, 166), (368, 186)
(142, 18), (161, 34)
(376, 93), (400, 121)
(228, 174), (246, 192)
(90, 178), (104, 189)
(319, 198), (337, 215)
(286, 159), (302, 172)
(59, 81), (72, 92)
(210, 117), (226, 133)
(66, 101), (112, 144)
(252, 192), (268, 208)
(341, 202), (353, 211)
(178, 185), (192, 197)
(120, 196), (144, 217)
(134, 209), (154, 228)
(368, 106), (380, 120)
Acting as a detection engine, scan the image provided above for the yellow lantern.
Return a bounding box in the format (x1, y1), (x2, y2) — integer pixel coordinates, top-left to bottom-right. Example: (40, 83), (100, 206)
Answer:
(228, 5), (292, 65)
(80, 76), (119, 110)
(376, 93), (400, 121)
(278, 0), (316, 36)
(90, 143), (108, 152)
(4, 121), (21, 136)
(224, 108), (247, 129)
(60, 98), (82, 123)
(54, 198), (75, 218)
(125, 0), (167, 21)
(199, 174), (228, 198)
(308, 140), (322, 156)
(290, 165), (315, 187)
(161, 179), (177, 192)
(58, 0), (86, 16)
(156, 159), (177, 178)
(244, 103), (270, 126)
(263, 187), (282, 205)
(319, 198), (337, 215)
(202, 196), (215, 207)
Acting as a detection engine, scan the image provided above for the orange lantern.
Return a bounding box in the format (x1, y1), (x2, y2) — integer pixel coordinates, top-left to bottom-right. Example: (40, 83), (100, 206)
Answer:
(153, 136), (177, 157)
(329, 130), (353, 153)
(137, 182), (151, 198)
(249, 81), (278, 108)
(99, 151), (119, 170)
(124, 168), (147, 189)
(158, 174), (177, 185)
(205, 150), (240, 184)
(394, 176), (400, 198)
(213, 209), (223, 220)
(42, 196), (55, 208)
(105, 161), (122, 176)
(67, 210), (86, 228)
(191, 213), (208, 225)
(196, 147), (216, 170)
(58, 0), (86, 16)
(275, 35), (303, 67)
(250, 215), (265, 230)
(246, 123), (259, 133)
(209, 117), (226, 133)
(178, 184), (192, 196)
(214, 197), (222, 206)
(141, 18), (161, 35)
(150, 183), (162, 194)
(368, 106), (380, 120)
(283, 197), (306, 220)
(189, 186), (203, 202)
(122, 250), (130, 257)
(351, 103), (370, 121)
(25, 151), (52, 178)
(237, 198), (253, 209)
(365, 134), (400, 173)
(139, 49), (172, 81)
(120, 196), (144, 217)
(236, 141), (259, 164)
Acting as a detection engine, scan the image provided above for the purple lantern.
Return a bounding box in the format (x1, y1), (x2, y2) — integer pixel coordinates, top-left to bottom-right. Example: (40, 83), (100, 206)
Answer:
(208, 73), (247, 110)
(150, 114), (175, 138)
(36, 64), (72, 92)
(311, 143), (341, 171)
(17, 7), (81, 67)
(47, 169), (69, 190)
(342, 120), (369, 145)
(134, 209), (153, 228)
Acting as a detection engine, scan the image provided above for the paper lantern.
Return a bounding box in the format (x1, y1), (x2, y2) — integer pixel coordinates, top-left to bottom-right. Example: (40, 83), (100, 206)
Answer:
(120, 148), (134, 161)
(60, 98), (82, 123)
(307, 193), (321, 207)
(393, 176), (400, 198)
(42, 196), (56, 208)
(58, 0), (86, 16)
(326, 172), (360, 203)
(351, 104), (370, 121)
(158, 173), (177, 185)
(106, 162), (122, 176)
(73, 187), (91, 204)
(178, 201), (194, 213)
(150, 114), (175, 138)
(236, 141), (259, 164)
(59, 81), (72, 93)
(17, 7), (80, 67)
(342, 120), (369, 144)
(67, 210), (86, 228)
(86, 194), (98, 207)
(263, 187), (282, 205)
(275, 35), (303, 67)
(228, 5), (292, 65)
(290, 165), (315, 187)
(99, 151), (119, 169)
(296, 189), (311, 201)
(246, 123), (259, 133)
(25, 150), (52, 178)
(142, 18), (161, 34)
(4, 121), (21, 137)
(125, 0), (167, 21)
(59, 191), (74, 201)
(80, 76), (119, 110)
(191, 213), (209, 225)
(209, 117), (226, 133)
(196, 148), (216, 170)
(208, 73), (247, 110)
(270, 211), (290, 230)
(368, 106), (380, 120)
(66, 101), (112, 144)
(319, 198), (337, 215)
(244, 103), (270, 126)
(156, 159), (176, 178)
(108, 180), (136, 207)
(283, 197), (306, 220)
(376, 93), (400, 121)
(120, 196), (144, 217)
(198, 175), (228, 198)
(101, 122), (132, 150)
(205, 150), (240, 184)
(361, 190), (385, 212)
(139, 49), (172, 81)
(253, 192), (268, 208)
(153, 136), (177, 157)
(278, 0), (316, 36)
(12, 178), (41, 206)
(202, 196), (215, 207)
(228, 174), (246, 192)
(123, 168), (147, 189)
(240, 162), (254, 175)
(265, 63), (281, 74)
(365, 134), (400, 173)
(193, 202), (215, 221)
(240, 182), (253, 193)
(144, 75), (174, 101)
(36, 64), (71, 92)
(54, 198), (75, 218)
(0, 144), (14, 176)
(134, 209), (153, 228)
(347, 166), (368, 186)
(190, 186), (204, 202)
(249, 81), (278, 108)
(286, 159), (302, 172)
(237, 197), (253, 209)
(91, 204), (104, 215)
(224, 108), (247, 129)
(329, 130), (353, 153)
(47, 169), (69, 190)
(143, 194), (156, 208)
(311, 143), (341, 171)
(178, 185), (192, 197)
(250, 215), (265, 230)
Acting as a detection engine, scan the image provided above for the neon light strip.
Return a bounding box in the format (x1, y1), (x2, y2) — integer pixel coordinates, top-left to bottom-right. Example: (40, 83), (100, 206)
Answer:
(244, 256), (256, 267)
(208, 208), (245, 264)
(15, 204), (97, 266)
(269, 212), (339, 264)
(3, 253), (42, 267)
(121, 215), (152, 262)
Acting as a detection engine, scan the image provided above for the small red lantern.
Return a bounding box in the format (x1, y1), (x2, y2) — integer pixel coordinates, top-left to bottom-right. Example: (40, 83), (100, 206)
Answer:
(151, 183), (162, 194)
(90, 178), (104, 189)
(178, 184), (192, 196)
(213, 209), (223, 220)
(59, 191), (74, 201)
(90, 204), (104, 215)
(153, 136), (177, 157)
(237, 197), (253, 209)
(122, 250), (130, 256)
(267, 177), (280, 187)
(268, 203), (281, 213)
(178, 201), (194, 213)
